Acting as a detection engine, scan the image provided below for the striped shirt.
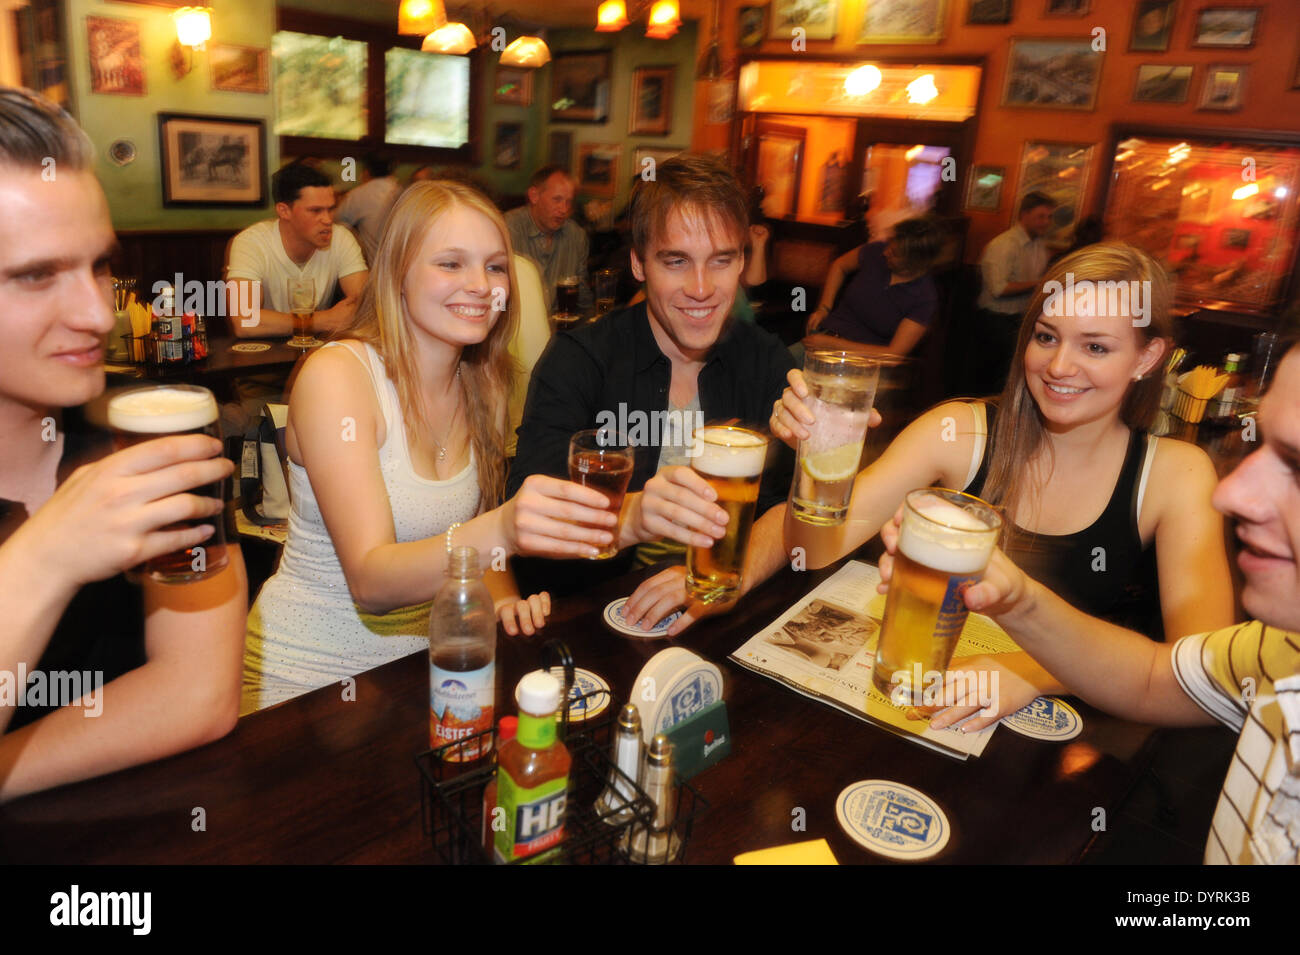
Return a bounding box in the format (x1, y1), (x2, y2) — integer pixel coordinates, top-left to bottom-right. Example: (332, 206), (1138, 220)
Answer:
(1171, 621), (1300, 864)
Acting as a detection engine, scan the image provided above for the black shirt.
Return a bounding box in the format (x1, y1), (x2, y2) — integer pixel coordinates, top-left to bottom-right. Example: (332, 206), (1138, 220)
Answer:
(507, 302), (796, 592)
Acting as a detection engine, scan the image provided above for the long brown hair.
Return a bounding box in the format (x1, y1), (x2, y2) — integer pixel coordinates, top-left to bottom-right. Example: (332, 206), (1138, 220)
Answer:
(343, 180), (518, 509)
(981, 242), (1172, 515)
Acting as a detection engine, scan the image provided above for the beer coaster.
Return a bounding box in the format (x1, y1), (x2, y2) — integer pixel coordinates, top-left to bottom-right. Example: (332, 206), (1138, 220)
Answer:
(1000, 697), (1082, 741)
(525, 666), (611, 722)
(231, 342), (271, 353)
(835, 780), (951, 861)
(603, 597), (681, 638)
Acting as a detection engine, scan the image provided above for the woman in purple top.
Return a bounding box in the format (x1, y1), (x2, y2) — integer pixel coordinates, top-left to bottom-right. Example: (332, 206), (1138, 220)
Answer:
(805, 216), (943, 357)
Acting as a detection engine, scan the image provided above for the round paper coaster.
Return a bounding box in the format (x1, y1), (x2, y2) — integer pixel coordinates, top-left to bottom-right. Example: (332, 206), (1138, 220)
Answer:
(525, 666), (612, 722)
(1000, 696), (1082, 741)
(231, 342), (271, 353)
(603, 597), (681, 638)
(835, 780), (951, 861)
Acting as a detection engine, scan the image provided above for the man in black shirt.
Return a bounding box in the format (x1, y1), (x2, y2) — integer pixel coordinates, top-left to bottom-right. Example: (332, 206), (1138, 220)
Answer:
(508, 154), (795, 632)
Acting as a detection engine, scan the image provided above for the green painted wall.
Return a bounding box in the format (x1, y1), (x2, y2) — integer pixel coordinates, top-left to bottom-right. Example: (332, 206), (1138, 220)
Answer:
(66, 0), (277, 229)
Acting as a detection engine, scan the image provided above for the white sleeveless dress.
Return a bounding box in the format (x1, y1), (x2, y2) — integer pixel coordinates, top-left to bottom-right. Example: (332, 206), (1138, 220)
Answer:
(242, 341), (480, 714)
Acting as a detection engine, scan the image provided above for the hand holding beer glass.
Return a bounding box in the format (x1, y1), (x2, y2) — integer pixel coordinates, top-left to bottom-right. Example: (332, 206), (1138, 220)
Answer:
(568, 429), (634, 559)
(686, 426), (769, 605)
(288, 277), (319, 349)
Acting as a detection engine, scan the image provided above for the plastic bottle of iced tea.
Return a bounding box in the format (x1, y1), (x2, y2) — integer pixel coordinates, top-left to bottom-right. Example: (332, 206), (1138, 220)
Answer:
(429, 546), (496, 761)
(493, 672), (571, 864)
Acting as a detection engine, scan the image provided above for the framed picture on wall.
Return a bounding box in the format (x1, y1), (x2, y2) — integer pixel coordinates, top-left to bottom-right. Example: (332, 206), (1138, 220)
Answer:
(86, 15), (145, 96)
(548, 131), (573, 172)
(769, 0), (838, 41)
(1192, 7), (1259, 48)
(1198, 64), (1247, 110)
(550, 51), (611, 123)
(157, 113), (266, 207)
(858, 0), (945, 43)
(964, 165), (1006, 211)
(494, 66), (533, 106)
(1128, 0), (1177, 52)
(577, 143), (621, 196)
(738, 6), (767, 47)
(633, 145), (685, 181)
(967, 0), (1012, 25)
(210, 44), (269, 94)
(1044, 0), (1089, 16)
(1014, 141), (1093, 246)
(494, 122), (523, 169)
(756, 124), (805, 219)
(1133, 64), (1193, 103)
(629, 66), (674, 136)
(1001, 38), (1103, 110)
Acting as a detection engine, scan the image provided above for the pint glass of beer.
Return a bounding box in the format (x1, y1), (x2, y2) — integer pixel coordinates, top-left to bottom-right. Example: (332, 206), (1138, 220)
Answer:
(686, 426), (769, 604)
(790, 350), (879, 526)
(288, 277), (318, 349)
(568, 429), (634, 559)
(555, 275), (580, 320)
(106, 385), (229, 584)
(871, 489), (1001, 705)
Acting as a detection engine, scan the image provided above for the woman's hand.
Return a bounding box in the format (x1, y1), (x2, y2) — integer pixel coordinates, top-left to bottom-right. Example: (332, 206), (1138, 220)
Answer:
(771, 368), (881, 450)
(499, 474), (618, 559)
(622, 565), (736, 637)
(496, 591), (551, 637)
(17, 434), (232, 590)
(624, 466), (727, 549)
(919, 653), (1050, 733)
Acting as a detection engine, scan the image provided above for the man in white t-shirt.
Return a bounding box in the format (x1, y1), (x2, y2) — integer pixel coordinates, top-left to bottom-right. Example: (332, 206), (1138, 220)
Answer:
(334, 153), (401, 263)
(227, 162), (368, 338)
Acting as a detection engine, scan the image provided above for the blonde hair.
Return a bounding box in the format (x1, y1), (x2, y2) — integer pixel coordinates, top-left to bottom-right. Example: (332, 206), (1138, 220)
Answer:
(343, 180), (519, 509)
(981, 242), (1172, 513)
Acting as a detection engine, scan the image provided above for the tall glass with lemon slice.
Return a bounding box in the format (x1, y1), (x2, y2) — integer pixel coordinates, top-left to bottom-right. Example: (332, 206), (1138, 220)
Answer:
(790, 350), (880, 526)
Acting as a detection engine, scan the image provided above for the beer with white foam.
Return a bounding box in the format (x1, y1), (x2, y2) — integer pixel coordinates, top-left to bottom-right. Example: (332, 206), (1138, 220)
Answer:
(686, 426), (768, 604)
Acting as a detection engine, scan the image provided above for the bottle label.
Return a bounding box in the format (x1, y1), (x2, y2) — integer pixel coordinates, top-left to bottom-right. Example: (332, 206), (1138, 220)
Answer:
(517, 710), (557, 749)
(430, 662), (494, 761)
(494, 771), (567, 863)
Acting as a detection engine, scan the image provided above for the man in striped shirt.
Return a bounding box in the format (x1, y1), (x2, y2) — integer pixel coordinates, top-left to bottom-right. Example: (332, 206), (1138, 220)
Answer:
(880, 343), (1300, 864)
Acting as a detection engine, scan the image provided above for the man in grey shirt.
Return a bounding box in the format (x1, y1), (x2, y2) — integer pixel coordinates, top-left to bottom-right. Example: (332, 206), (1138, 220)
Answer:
(505, 165), (591, 311)
(334, 153), (401, 264)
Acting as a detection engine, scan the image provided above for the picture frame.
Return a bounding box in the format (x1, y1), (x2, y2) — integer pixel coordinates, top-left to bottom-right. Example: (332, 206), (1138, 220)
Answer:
(633, 145), (686, 181)
(1192, 7), (1259, 48)
(1133, 64), (1193, 103)
(964, 164), (1006, 211)
(1043, 0), (1089, 16)
(858, 0), (945, 43)
(967, 0), (1013, 25)
(738, 6), (767, 47)
(384, 48), (470, 149)
(493, 65), (533, 106)
(86, 15), (144, 96)
(550, 51), (612, 124)
(755, 125), (805, 219)
(629, 66), (674, 136)
(210, 43), (269, 94)
(1198, 64), (1247, 110)
(577, 143), (620, 197)
(1128, 0), (1177, 52)
(272, 30), (367, 141)
(1014, 141), (1094, 246)
(769, 0), (838, 41)
(1001, 38), (1103, 110)
(494, 122), (523, 170)
(548, 131), (573, 173)
(157, 113), (266, 208)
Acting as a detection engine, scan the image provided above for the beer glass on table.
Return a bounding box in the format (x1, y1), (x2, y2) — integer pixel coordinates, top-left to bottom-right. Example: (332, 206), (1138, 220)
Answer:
(288, 277), (319, 349)
(686, 426), (769, 605)
(568, 429), (634, 560)
(554, 275), (581, 329)
(790, 350), (880, 526)
(594, 269), (619, 317)
(872, 488), (1002, 705)
(106, 384), (229, 584)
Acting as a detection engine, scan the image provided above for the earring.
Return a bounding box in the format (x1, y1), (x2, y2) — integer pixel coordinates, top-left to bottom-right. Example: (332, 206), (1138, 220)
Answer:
(1133, 373), (1145, 382)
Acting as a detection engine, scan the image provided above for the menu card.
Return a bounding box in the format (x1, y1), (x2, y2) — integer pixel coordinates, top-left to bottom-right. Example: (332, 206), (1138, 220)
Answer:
(731, 561), (1023, 760)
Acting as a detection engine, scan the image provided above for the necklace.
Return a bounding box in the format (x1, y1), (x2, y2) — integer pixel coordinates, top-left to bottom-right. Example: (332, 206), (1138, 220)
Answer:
(429, 366), (462, 461)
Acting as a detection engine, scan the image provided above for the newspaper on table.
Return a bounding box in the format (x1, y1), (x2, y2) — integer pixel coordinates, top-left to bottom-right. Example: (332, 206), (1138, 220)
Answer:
(731, 561), (1024, 760)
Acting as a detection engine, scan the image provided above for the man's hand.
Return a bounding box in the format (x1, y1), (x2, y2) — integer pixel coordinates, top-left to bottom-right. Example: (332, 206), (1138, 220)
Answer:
(622, 565), (736, 637)
(623, 465), (727, 549)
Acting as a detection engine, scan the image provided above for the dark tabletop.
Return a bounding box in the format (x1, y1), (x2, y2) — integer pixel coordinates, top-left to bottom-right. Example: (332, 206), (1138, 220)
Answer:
(106, 336), (307, 385)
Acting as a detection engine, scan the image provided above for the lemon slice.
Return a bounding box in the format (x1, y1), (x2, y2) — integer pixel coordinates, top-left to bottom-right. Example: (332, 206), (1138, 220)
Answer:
(801, 443), (862, 483)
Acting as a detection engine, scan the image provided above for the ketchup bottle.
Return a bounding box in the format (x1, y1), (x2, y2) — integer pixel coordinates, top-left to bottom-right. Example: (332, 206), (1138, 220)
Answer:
(493, 672), (571, 864)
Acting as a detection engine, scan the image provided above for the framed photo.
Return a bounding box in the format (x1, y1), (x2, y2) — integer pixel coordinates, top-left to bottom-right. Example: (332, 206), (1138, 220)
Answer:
(86, 16), (144, 96)
(1044, 0), (1089, 16)
(633, 145), (685, 181)
(157, 113), (265, 208)
(1133, 64), (1193, 103)
(272, 30), (367, 141)
(494, 122), (522, 170)
(738, 6), (767, 47)
(629, 66), (673, 136)
(385, 48), (470, 149)
(1129, 0), (1177, 52)
(769, 0), (838, 41)
(967, 0), (1013, 25)
(494, 66), (533, 106)
(210, 44), (268, 94)
(858, 0), (945, 43)
(1192, 7), (1259, 48)
(1002, 38), (1103, 110)
(548, 131), (573, 173)
(756, 125), (805, 218)
(964, 164), (1006, 211)
(550, 51), (611, 124)
(1014, 141), (1094, 246)
(1198, 64), (1247, 110)
(577, 143), (620, 197)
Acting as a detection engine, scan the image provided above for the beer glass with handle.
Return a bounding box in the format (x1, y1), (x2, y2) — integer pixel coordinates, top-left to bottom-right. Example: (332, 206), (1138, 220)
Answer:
(568, 429), (634, 559)
(288, 276), (319, 348)
(872, 488), (1002, 705)
(686, 425), (769, 604)
(106, 384), (230, 583)
(790, 350), (880, 526)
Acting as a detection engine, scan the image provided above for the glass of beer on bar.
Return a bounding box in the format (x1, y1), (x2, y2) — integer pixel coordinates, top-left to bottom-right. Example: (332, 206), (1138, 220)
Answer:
(686, 425), (769, 605)
(288, 277), (318, 349)
(554, 275), (581, 329)
(872, 488), (1001, 705)
(568, 429), (634, 559)
(106, 385), (229, 584)
(790, 350), (880, 526)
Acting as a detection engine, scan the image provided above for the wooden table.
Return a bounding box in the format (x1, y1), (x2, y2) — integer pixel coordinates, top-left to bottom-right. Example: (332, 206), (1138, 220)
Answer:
(0, 559), (1166, 865)
(105, 336), (307, 385)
